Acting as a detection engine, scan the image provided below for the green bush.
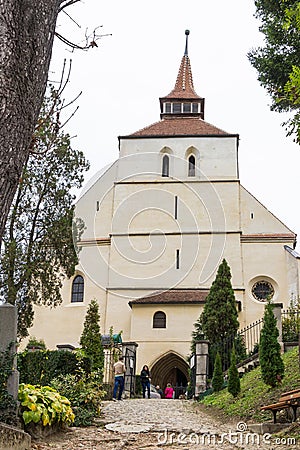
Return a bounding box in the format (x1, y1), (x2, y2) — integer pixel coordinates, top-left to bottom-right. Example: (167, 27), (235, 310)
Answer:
(26, 337), (47, 350)
(259, 302), (284, 387)
(212, 352), (223, 392)
(282, 312), (300, 342)
(80, 299), (104, 374)
(18, 350), (91, 386)
(50, 369), (105, 427)
(227, 346), (240, 397)
(0, 343), (17, 425)
(18, 383), (75, 428)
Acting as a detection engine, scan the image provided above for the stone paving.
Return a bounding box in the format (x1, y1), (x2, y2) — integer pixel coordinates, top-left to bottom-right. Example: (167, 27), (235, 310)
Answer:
(32, 398), (300, 449)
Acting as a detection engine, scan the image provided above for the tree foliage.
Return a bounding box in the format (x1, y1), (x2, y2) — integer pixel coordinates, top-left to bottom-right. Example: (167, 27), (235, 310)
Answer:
(0, 88), (89, 339)
(227, 346), (241, 398)
(0, 0), (108, 247)
(211, 352), (224, 393)
(200, 259), (239, 345)
(248, 0), (300, 143)
(80, 299), (104, 374)
(259, 302), (285, 387)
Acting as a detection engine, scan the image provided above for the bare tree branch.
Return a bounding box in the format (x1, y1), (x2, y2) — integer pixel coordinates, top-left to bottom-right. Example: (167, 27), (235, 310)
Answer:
(59, 0), (81, 13)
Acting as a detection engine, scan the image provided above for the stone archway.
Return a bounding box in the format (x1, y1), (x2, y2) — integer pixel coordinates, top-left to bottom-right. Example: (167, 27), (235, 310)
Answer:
(150, 352), (189, 398)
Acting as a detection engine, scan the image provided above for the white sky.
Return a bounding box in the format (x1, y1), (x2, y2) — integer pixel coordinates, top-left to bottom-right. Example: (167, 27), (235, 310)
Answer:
(50, 0), (300, 250)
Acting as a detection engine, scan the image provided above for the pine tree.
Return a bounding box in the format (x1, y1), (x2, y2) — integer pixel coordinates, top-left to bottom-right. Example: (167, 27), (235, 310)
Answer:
(212, 352), (223, 392)
(228, 346), (240, 397)
(80, 299), (104, 374)
(200, 259), (239, 346)
(190, 315), (204, 354)
(259, 302), (284, 387)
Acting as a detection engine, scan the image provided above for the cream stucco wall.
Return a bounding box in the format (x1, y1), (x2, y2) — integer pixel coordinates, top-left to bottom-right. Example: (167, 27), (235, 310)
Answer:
(28, 128), (299, 381)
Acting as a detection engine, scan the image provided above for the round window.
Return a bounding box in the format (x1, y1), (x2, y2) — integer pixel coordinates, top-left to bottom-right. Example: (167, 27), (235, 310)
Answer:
(252, 281), (274, 302)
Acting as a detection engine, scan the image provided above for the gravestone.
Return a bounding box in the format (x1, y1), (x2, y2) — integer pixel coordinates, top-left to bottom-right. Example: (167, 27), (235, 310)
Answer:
(0, 303), (19, 400)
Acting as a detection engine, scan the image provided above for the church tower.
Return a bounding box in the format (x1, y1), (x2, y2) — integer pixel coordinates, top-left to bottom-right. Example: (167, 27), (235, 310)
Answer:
(29, 31), (299, 390)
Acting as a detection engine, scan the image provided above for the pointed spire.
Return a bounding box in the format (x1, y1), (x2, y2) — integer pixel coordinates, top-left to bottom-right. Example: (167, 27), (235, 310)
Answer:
(159, 30), (205, 119)
(162, 30), (201, 100)
(184, 29), (190, 56)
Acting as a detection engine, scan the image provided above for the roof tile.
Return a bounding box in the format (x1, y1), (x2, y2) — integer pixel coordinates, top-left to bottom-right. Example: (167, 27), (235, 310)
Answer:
(129, 289), (209, 307)
(126, 117), (230, 137)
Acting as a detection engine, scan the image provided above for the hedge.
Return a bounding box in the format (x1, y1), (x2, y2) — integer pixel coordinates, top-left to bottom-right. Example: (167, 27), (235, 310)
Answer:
(18, 350), (91, 386)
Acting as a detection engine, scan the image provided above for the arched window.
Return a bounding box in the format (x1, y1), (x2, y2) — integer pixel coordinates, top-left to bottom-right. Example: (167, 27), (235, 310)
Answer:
(162, 155), (169, 177)
(71, 275), (84, 303)
(188, 155), (196, 177)
(153, 311), (166, 328)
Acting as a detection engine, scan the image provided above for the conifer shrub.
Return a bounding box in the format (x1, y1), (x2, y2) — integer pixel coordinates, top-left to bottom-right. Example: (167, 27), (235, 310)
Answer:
(212, 352), (224, 392)
(259, 302), (284, 387)
(80, 299), (104, 374)
(227, 346), (240, 397)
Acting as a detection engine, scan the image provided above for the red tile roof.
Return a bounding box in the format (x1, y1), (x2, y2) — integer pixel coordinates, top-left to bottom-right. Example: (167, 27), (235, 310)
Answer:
(128, 289), (208, 307)
(162, 55), (201, 100)
(125, 117), (231, 137)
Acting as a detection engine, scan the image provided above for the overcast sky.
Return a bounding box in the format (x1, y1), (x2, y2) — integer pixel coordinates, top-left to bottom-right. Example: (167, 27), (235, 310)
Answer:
(50, 0), (300, 249)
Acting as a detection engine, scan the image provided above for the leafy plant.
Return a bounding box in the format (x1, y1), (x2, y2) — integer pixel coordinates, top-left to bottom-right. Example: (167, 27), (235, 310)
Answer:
(50, 369), (105, 427)
(26, 336), (47, 350)
(282, 305), (300, 342)
(18, 383), (75, 428)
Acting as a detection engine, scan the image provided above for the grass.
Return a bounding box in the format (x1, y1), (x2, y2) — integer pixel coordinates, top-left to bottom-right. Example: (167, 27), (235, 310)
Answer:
(201, 347), (300, 424)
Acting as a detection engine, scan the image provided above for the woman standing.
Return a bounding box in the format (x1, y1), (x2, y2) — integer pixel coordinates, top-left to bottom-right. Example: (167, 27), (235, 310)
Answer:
(140, 365), (151, 399)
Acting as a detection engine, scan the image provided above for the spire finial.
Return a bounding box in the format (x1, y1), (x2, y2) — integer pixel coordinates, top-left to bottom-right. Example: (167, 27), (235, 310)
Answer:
(184, 29), (190, 56)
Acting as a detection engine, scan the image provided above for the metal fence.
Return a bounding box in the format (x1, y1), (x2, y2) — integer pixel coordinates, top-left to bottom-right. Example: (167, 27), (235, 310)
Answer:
(282, 309), (300, 342)
(209, 318), (263, 374)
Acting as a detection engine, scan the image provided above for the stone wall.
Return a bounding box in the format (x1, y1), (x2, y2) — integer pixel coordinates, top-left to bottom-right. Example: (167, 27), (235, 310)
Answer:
(0, 423), (31, 450)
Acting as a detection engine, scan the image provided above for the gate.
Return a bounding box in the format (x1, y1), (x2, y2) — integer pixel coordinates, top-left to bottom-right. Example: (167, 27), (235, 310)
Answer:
(188, 354), (196, 399)
(123, 342), (138, 398)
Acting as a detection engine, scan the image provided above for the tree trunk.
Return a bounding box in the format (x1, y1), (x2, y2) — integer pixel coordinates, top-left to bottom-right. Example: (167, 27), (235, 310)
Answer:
(0, 0), (61, 246)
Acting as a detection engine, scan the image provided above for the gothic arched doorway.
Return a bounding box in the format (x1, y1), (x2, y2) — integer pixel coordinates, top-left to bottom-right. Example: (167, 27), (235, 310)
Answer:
(150, 352), (189, 399)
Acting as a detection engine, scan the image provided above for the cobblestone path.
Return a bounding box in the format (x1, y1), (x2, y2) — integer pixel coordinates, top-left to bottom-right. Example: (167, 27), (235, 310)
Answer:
(32, 399), (299, 449)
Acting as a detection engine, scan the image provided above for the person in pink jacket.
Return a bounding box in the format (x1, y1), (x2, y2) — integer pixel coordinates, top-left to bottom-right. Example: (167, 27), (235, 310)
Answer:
(164, 383), (174, 399)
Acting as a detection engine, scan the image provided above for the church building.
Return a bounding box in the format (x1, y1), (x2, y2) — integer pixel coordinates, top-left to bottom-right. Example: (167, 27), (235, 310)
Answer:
(30, 31), (299, 390)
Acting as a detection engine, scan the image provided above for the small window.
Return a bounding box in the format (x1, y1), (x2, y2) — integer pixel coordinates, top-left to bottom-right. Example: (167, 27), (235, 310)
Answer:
(96, 201), (99, 211)
(174, 195), (178, 220)
(173, 103), (181, 114)
(252, 281), (274, 302)
(176, 249), (180, 269)
(153, 311), (166, 328)
(192, 103), (199, 113)
(183, 103), (191, 113)
(162, 154), (169, 177)
(165, 103), (171, 113)
(71, 275), (84, 303)
(188, 155), (196, 177)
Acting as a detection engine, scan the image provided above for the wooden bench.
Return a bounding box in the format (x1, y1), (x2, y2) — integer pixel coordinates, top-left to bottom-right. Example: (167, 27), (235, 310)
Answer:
(261, 388), (300, 423)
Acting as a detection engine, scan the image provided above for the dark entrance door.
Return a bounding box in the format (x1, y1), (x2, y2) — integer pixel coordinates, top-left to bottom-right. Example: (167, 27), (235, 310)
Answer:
(150, 352), (189, 398)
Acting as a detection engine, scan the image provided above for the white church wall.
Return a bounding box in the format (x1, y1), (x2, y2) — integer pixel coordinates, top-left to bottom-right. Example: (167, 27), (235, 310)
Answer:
(119, 136), (238, 181)
(240, 185), (295, 235)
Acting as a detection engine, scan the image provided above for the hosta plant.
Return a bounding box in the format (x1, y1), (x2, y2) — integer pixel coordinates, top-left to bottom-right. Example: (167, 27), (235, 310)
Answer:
(18, 383), (75, 428)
